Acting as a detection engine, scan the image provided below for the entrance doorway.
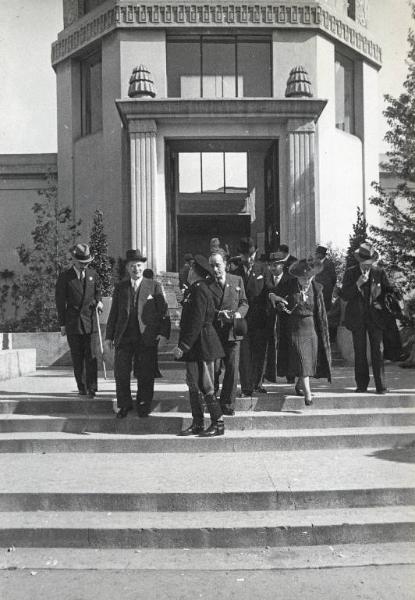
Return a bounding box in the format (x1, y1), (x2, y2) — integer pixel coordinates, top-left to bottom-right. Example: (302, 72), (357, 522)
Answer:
(177, 215), (250, 266)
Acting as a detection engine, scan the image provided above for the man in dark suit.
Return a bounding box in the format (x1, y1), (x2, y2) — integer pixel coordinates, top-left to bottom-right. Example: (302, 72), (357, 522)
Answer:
(314, 245), (337, 313)
(276, 244), (297, 273)
(264, 250), (296, 384)
(232, 237), (271, 396)
(209, 251), (249, 415)
(104, 249), (170, 418)
(55, 243), (102, 398)
(341, 243), (394, 394)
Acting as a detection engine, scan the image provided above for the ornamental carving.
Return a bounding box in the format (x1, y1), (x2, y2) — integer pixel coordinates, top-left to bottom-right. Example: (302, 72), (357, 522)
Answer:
(52, 2), (381, 66)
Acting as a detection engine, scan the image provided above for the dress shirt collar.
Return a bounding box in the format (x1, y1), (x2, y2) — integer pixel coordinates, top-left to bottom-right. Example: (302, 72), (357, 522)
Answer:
(73, 265), (86, 280)
(131, 277), (143, 291)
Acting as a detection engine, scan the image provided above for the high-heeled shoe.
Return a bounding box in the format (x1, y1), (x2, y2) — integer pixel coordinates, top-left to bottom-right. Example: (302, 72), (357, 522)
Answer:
(294, 383), (304, 397)
(304, 394), (313, 406)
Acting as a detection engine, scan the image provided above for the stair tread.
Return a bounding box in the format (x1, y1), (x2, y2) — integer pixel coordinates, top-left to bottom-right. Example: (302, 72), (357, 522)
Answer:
(1, 506), (415, 529)
(0, 447), (414, 494)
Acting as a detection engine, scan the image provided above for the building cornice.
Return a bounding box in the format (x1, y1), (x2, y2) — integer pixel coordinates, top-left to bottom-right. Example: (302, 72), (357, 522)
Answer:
(115, 97), (328, 128)
(52, 1), (382, 67)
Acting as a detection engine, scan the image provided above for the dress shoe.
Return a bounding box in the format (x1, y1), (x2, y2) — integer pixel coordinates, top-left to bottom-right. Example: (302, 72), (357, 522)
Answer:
(178, 423), (205, 436)
(116, 406), (132, 419)
(137, 402), (151, 418)
(87, 390), (96, 399)
(78, 388), (87, 396)
(199, 422), (225, 437)
(222, 406), (235, 416)
(286, 377), (295, 384)
(239, 390), (253, 398)
(376, 388), (389, 395)
(354, 388), (367, 393)
(254, 386), (268, 394)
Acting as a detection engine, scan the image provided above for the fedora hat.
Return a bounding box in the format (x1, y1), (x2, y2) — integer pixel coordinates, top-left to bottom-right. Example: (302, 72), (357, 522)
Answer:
(233, 316), (248, 337)
(70, 243), (94, 263)
(315, 245), (328, 256)
(125, 249), (147, 263)
(288, 258), (315, 279)
(237, 237), (256, 255)
(193, 254), (215, 278)
(269, 250), (288, 263)
(354, 243), (379, 264)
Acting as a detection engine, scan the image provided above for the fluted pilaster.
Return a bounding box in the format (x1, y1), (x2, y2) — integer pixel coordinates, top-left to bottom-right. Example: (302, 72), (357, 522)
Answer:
(129, 119), (157, 269)
(287, 119), (317, 258)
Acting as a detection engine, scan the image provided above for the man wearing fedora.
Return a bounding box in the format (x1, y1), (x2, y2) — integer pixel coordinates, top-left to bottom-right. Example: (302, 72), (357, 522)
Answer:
(104, 249), (170, 418)
(232, 237), (271, 396)
(209, 250), (248, 415)
(314, 245), (337, 313)
(341, 242), (395, 394)
(55, 243), (103, 397)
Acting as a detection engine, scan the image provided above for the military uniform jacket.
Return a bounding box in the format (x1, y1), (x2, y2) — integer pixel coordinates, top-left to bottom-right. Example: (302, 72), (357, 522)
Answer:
(209, 274), (249, 342)
(178, 280), (225, 362)
(233, 260), (271, 329)
(105, 278), (170, 348)
(55, 266), (102, 335)
(341, 265), (393, 332)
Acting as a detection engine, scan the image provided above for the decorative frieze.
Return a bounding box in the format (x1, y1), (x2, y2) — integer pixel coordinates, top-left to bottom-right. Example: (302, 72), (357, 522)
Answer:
(52, 2), (382, 67)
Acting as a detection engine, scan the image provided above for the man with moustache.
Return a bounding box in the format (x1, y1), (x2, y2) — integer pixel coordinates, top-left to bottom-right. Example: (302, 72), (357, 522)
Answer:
(104, 249), (170, 418)
(209, 251), (248, 415)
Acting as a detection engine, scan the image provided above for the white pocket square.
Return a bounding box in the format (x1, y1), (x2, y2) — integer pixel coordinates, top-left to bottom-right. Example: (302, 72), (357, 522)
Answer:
(147, 294), (154, 299)
(256, 275), (263, 280)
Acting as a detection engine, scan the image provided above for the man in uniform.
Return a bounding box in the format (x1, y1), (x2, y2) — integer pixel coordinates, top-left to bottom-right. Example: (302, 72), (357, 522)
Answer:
(209, 251), (248, 415)
(55, 243), (102, 398)
(104, 249), (170, 418)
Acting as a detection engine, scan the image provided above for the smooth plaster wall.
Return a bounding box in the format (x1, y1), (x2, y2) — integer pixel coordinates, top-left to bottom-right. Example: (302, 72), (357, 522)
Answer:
(272, 30), (317, 99)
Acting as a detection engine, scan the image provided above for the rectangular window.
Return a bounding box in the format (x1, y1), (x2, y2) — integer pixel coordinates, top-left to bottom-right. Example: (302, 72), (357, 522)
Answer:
(81, 51), (103, 136)
(167, 36), (271, 98)
(335, 52), (355, 134)
(178, 152), (248, 194)
(347, 0), (356, 20)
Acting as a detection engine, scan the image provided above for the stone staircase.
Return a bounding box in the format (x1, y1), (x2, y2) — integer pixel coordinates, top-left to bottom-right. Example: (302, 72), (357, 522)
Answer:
(0, 364), (414, 566)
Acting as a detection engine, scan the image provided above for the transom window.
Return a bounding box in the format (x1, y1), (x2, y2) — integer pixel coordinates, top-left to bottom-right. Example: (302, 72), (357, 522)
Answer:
(167, 35), (272, 98)
(178, 152), (248, 194)
(335, 51), (355, 134)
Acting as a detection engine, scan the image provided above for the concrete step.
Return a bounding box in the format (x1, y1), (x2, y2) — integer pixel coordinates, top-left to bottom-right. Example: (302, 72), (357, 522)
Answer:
(1, 409), (415, 434)
(2, 392), (415, 415)
(1, 427), (415, 452)
(1, 506), (414, 548)
(2, 542), (415, 571)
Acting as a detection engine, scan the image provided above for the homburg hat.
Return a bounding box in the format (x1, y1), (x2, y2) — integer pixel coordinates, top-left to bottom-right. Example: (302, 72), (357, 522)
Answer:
(70, 243), (94, 263)
(125, 249), (147, 263)
(354, 243), (379, 264)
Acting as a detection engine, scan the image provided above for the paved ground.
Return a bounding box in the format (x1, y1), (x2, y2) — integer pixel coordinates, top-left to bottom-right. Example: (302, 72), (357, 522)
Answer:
(1, 565), (415, 600)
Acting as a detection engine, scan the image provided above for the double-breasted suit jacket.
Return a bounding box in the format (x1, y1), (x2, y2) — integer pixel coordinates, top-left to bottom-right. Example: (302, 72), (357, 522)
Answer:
(178, 280), (224, 362)
(209, 274), (249, 343)
(55, 266), (102, 334)
(233, 260), (270, 330)
(106, 277), (170, 348)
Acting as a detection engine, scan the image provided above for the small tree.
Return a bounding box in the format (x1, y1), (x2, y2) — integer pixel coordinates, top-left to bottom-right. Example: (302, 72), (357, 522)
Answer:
(16, 174), (80, 331)
(345, 206), (368, 270)
(369, 3), (415, 294)
(325, 242), (346, 285)
(89, 210), (114, 296)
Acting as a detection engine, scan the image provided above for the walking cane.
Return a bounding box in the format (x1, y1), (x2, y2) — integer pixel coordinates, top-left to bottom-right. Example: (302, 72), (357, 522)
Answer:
(96, 306), (107, 380)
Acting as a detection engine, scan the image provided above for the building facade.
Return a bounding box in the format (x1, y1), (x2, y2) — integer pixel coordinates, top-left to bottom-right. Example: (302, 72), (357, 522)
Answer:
(53, 0), (381, 272)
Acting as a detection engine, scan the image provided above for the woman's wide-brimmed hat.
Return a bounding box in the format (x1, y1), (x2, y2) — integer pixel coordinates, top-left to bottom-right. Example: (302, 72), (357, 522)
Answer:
(354, 243), (379, 264)
(125, 249), (147, 263)
(70, 243), (94, 263)
(288, 258), (315, 279)
(193, 254), (215, 278)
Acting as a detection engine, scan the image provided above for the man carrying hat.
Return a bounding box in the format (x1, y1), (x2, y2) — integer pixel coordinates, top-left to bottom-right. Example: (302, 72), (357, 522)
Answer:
(341, 242), (395, 394)
(209, 250), (248, 415)
(105, 249), (170, 418)
(55, 243), (103, 397)
(232, 237), (271, 396)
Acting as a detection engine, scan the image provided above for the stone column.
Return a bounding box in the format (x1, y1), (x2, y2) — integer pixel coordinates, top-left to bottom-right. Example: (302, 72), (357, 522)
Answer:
(129, 119), (158, 270)
(286, 118), (317, 258)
